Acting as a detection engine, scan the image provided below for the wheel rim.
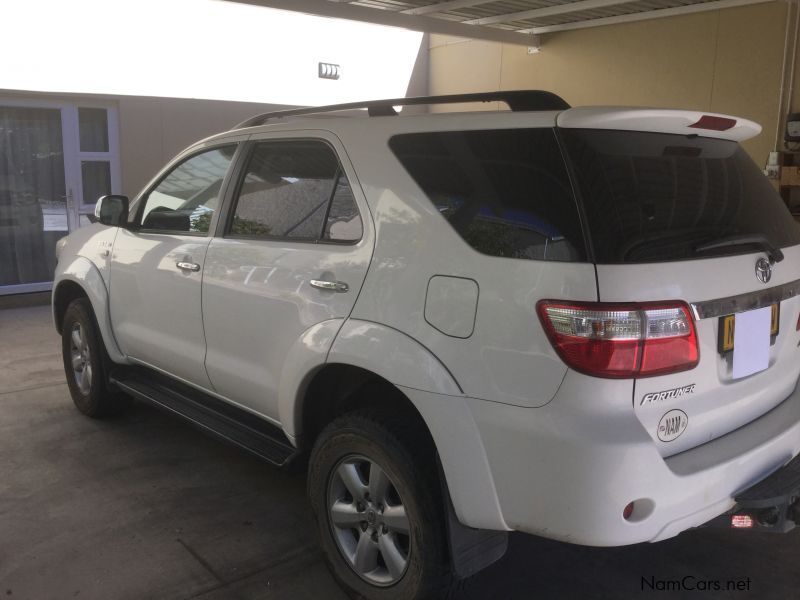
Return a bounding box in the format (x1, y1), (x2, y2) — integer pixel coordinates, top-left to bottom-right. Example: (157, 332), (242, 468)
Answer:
(327, 454), (411, 586)
(69, 322), (92, 395)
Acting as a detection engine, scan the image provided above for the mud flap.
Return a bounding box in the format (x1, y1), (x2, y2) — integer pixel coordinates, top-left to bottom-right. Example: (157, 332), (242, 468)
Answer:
(438, 461), (508, 579)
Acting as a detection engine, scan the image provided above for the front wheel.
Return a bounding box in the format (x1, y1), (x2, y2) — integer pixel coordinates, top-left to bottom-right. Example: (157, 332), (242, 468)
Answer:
(308, 411), (455, 600)
(61, 298), (128, 417)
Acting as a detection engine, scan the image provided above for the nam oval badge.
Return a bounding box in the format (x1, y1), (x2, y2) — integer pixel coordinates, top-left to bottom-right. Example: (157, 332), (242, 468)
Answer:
(657, 409), (688, 442)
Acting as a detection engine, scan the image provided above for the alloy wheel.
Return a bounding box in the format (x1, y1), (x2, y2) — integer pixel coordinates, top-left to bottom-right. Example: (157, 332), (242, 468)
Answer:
(69, 322), (92, 395)
(327, 454), (411, 586)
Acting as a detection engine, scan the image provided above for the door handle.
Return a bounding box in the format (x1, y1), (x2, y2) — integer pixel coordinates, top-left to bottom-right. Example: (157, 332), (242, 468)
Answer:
(176, 261), (201, 272)
(310, 279), (349, 293)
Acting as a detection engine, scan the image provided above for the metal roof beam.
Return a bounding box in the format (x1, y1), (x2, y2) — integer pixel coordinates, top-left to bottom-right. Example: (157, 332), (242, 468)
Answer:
(464, 0), (638, 26)
(226, 0), (536, 44)
(402, 1), (496, 16)
(523, 0), (775, 34)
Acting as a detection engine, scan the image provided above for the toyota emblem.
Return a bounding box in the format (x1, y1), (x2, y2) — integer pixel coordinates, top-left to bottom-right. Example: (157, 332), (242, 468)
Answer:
(755, 257), (772, 284)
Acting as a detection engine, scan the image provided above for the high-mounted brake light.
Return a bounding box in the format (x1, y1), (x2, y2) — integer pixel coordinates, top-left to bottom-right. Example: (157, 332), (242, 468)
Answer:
(536, 301), (699, 379)
(688, 115), (737, 131)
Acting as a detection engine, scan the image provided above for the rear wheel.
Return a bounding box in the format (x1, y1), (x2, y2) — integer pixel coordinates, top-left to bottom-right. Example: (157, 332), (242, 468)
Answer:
(308, 411), (454, 600)
(61, 298), (128, 417)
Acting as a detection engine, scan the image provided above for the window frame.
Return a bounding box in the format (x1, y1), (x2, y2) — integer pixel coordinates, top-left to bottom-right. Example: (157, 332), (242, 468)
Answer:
(222, 137), (363, 246)
(133, 142), (240, 237)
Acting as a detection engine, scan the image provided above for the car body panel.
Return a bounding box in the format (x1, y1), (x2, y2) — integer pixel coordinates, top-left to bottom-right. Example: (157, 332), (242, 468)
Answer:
(109, 230), (213, 388)
(53, 253), (127, 364)
(334, 115), (598, 408)
(596, 245), (800, 457)
(201, 129), (375, 422)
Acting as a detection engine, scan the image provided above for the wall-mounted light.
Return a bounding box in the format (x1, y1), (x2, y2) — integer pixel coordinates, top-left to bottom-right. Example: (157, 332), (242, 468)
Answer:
(318, 62), (341, 80)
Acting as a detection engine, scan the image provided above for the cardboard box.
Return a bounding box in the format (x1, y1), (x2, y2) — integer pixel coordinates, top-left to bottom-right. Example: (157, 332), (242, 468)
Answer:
(781, 166), (800, 187)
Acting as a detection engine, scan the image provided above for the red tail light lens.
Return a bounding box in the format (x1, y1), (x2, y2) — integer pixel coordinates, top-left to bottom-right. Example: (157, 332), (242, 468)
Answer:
(536, 301), (699, 379)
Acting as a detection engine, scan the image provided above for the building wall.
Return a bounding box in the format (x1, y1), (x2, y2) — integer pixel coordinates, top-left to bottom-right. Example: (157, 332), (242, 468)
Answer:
(429, 2), (796, 166)
(113, 95), (288, 196)
(0, 89), (287, 196)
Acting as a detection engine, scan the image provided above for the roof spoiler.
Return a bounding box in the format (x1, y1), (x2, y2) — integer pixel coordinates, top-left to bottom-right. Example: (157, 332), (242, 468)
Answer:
(557, 107), (761, 142)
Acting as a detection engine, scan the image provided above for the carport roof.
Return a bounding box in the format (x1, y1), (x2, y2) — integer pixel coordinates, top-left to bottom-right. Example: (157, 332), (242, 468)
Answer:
(229, 0), (773, 45)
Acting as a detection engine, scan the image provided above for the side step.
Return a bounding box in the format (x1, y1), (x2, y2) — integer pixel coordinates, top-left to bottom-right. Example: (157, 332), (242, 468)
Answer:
(110, 367), (298, 467)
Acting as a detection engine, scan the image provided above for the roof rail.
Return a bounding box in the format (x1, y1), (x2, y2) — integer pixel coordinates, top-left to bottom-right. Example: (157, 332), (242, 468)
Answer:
(235, 90), (569, 129)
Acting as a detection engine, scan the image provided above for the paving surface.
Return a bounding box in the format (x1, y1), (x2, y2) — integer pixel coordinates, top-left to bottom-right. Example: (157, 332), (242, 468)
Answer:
(1, 305), (799, 599)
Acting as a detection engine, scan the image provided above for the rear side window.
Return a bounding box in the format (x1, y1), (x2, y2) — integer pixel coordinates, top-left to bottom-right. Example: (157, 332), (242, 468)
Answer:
(229, 140), (362, 242)
(389, 129), (587, 262)
(560, 129), (800, 263)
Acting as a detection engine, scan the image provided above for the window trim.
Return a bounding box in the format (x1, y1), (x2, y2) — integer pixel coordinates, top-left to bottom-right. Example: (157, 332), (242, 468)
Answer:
(133, 143), (239, 237)
(223, 137), (363, 246)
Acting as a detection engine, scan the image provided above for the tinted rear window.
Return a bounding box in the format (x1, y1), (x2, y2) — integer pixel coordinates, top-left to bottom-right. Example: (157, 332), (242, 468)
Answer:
(560, 129), (800, 263)
(389, 129), (587, 262)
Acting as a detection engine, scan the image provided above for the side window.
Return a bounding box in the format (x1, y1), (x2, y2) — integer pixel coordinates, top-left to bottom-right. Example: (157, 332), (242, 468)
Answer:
(389, 129), (587, 262)
(229, 140), (362, 242)
(324, 174), (363, 242)
(139, 145), (236, 234)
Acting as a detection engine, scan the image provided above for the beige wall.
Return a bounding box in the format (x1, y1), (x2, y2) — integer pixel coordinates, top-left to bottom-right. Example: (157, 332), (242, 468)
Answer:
(429, 2), (796, 165)
(0, 89), (288, 196)
(113, 96), (288, 195)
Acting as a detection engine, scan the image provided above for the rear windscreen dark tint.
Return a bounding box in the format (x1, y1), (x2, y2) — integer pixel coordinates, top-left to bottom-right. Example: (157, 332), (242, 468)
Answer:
(560, 129), (800, 263)
(389, 128), (587, 262)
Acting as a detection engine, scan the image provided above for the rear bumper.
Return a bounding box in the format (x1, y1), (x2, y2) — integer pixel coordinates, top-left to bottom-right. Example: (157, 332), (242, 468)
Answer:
(465, 372), (800, 546)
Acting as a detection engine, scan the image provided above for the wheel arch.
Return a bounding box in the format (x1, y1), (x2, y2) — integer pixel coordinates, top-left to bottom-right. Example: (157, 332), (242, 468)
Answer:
(299, 362), (510, 574)
(284, 318), (462, 442)
(293, 319), (508, 533)
(53, 257), (126, 363)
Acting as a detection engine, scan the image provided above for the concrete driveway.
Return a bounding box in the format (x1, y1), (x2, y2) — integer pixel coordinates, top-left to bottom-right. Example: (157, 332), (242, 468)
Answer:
(1, 304), (799, 599)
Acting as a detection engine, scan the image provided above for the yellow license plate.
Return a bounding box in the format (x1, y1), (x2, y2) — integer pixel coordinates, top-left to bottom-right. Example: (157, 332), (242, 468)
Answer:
(718, 304), (780, 353)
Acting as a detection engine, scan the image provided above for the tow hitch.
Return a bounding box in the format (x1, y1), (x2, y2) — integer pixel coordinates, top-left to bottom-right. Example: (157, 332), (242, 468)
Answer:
(704, 453), (800, 533)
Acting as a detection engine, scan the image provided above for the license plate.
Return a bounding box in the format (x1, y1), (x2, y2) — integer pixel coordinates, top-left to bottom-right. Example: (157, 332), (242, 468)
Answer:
(718, 303), (779, 354)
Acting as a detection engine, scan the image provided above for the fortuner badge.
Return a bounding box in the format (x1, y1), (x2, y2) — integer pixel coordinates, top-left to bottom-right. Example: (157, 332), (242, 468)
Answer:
(640, 384), (696, 406)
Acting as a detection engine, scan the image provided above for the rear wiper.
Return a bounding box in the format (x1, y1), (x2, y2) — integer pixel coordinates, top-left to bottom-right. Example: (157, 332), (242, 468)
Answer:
(694, 234), (784, 263)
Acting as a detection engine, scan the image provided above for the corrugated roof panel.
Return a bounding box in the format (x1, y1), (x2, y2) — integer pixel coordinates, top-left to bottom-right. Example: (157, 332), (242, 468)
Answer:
(245, 0), (771, 43)
(506, 0), (719, 28)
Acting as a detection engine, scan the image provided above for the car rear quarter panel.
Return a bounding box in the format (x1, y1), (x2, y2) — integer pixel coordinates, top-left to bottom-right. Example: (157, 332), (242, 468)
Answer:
(336, 116), (597, 407)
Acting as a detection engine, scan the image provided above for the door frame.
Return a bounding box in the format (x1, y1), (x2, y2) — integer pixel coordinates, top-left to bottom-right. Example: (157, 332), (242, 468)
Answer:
(0, 96), (121, 295)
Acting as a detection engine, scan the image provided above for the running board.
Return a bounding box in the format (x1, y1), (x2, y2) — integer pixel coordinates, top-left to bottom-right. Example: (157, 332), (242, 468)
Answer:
(110, 367), (298, 467)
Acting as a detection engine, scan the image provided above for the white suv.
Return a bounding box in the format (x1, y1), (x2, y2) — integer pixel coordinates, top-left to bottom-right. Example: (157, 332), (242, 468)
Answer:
(53, 91), (800, 600)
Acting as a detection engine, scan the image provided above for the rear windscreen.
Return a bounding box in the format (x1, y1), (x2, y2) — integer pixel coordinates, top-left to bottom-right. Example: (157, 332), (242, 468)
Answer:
(560, 129), (800, 263)
(389, 129), (587, 262)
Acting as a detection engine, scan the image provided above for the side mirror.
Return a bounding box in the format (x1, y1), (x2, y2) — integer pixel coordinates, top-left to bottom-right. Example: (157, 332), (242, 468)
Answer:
(94, 195), (129, 227)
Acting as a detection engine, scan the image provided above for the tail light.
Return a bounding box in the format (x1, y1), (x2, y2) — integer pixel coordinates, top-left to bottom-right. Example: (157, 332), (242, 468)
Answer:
(536, 301), (699, 379)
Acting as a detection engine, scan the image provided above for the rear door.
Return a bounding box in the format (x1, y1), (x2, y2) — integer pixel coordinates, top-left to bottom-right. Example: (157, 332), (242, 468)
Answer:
(201, 131), (373, 421)
(559, 124), (800, 457)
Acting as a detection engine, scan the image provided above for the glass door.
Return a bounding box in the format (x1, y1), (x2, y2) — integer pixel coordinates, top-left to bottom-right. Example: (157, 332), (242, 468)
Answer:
(68, 105), (121, 229)
(0, 100), (120, 295)
(0, 105), (69, 293)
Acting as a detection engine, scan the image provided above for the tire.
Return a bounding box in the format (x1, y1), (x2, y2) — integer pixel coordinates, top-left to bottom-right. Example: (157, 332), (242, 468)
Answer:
(308, 410), (455, 600)
(61, 298), (129, 418)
